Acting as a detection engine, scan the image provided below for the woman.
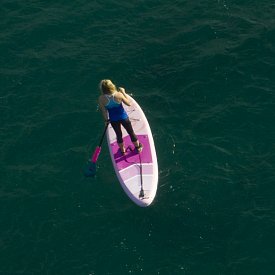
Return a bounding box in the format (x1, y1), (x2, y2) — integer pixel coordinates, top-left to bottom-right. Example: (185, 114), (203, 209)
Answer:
(98, 79), (143, 155)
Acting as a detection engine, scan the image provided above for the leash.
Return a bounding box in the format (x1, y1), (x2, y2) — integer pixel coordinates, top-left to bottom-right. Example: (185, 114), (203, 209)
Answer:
(126, 146), (144, 198)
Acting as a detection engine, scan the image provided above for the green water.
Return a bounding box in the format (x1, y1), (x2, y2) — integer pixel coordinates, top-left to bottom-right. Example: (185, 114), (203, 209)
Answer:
(1, 1), (275, 274)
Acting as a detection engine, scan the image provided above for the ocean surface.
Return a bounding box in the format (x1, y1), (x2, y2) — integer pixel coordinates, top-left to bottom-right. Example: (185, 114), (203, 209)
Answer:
(1, 1), (275, 274)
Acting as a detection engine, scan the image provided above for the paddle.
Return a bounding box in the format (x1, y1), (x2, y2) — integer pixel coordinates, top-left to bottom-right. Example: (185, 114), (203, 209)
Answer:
(84, 122), (109, 177)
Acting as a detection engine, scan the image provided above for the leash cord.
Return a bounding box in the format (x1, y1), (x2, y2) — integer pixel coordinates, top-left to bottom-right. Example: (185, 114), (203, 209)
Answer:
(125, 146), (144, 198)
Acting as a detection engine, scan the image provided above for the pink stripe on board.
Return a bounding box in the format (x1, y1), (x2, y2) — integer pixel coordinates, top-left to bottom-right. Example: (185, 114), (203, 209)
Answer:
(120, 164), (154, 182)
(110, 135), (152, 171)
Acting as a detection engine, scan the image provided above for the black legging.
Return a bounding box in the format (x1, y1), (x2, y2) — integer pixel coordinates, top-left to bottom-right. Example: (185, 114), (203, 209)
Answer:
(111, 118), (137, 144)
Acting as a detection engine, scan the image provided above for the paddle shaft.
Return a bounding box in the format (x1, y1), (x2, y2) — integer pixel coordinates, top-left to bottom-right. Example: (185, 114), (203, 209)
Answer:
(99, 122), (109, 146)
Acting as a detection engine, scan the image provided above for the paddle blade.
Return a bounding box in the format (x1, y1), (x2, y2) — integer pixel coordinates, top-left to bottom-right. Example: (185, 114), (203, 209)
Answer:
(84, 161), (97, 177)
(91, 146), (101, 163)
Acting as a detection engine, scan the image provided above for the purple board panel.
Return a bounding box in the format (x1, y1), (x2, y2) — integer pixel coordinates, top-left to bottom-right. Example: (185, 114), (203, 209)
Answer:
(110, 135), (152, 171)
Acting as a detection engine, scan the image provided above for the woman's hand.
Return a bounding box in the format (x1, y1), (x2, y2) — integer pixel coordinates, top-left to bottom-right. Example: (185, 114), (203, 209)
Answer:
(118, 87), (126, 95)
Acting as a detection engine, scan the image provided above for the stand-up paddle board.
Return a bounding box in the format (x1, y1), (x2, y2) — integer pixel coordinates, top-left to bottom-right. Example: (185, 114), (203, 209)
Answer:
(106, 95), (158, 207)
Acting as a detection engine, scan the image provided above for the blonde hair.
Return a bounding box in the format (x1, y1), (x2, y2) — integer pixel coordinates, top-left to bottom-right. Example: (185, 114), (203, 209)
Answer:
(99, 79), (117, 94)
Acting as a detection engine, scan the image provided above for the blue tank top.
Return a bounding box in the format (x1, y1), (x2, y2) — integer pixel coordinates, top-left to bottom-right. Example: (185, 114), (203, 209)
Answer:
(104, 92), (128, 121)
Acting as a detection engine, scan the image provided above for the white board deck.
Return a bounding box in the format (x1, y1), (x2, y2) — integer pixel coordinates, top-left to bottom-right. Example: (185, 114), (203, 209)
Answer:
(106, 95), (158, 207)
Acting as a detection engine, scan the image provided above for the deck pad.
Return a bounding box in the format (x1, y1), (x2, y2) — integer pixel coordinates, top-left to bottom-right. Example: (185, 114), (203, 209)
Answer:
(110, 135), (152, 170)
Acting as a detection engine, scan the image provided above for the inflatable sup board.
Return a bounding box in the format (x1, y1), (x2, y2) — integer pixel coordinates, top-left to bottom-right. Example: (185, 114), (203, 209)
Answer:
(106, 95), (158, 207)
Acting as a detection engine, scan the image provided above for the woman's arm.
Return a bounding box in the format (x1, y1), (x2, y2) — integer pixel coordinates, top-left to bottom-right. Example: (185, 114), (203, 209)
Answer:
(118, 87), (131, 106)
(98, 96), (109, 121)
